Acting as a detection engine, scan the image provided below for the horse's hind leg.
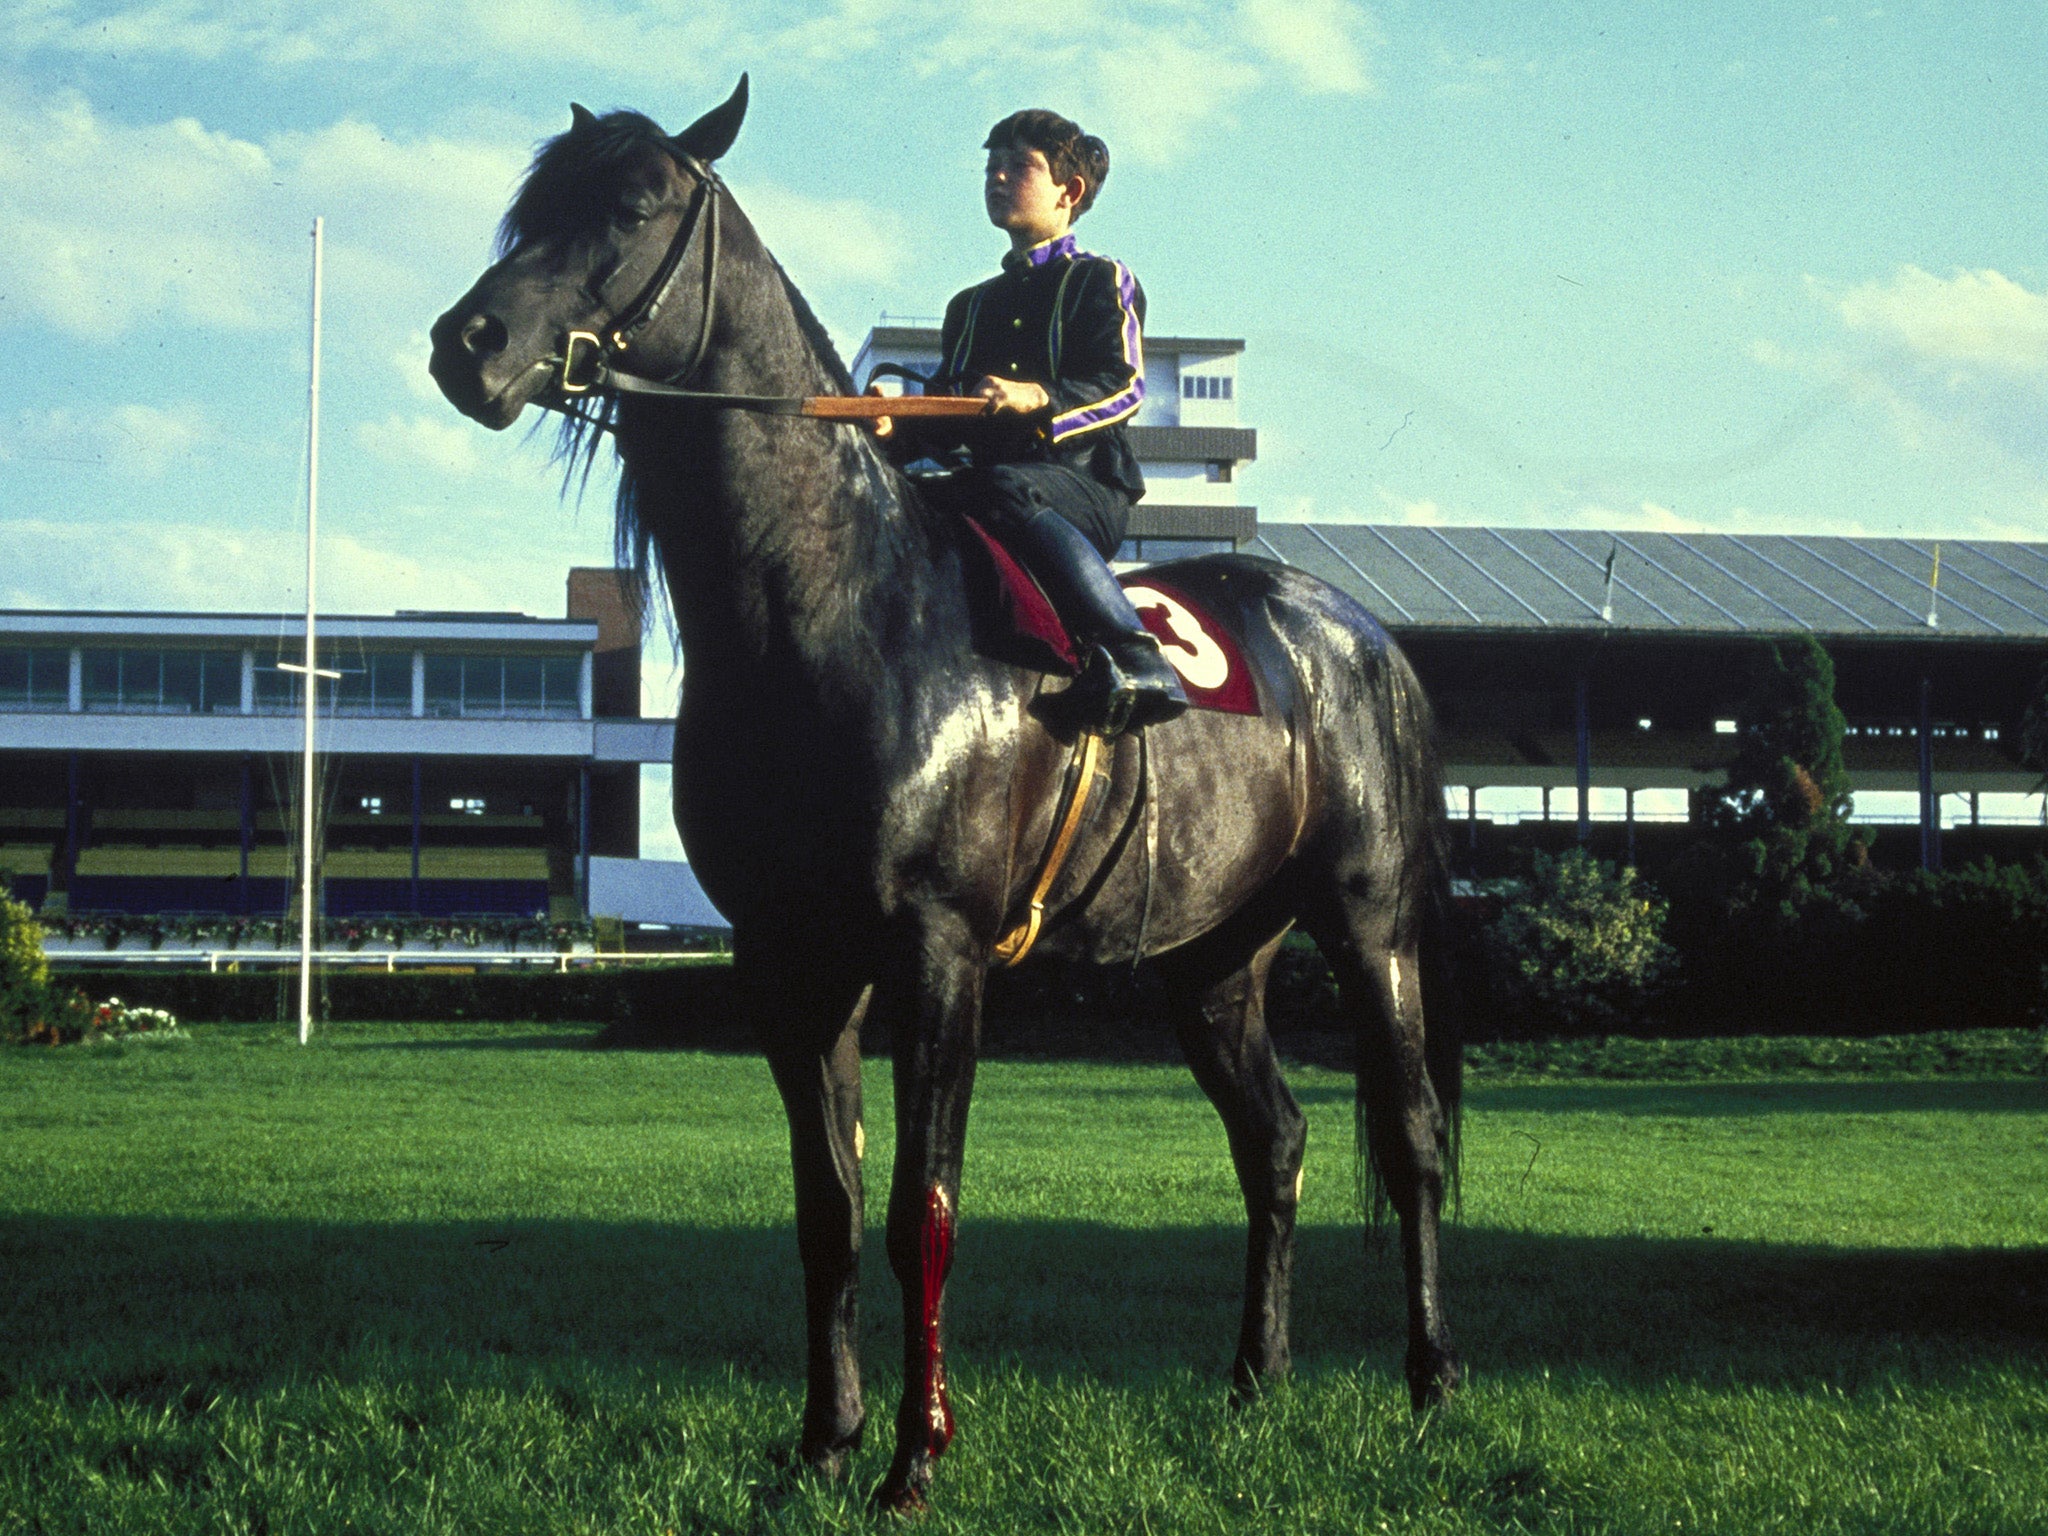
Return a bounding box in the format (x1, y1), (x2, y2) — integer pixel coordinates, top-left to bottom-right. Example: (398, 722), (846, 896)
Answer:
(1160, 925), (1308, 1402)
(753, 946), (871, 1479)
(1312, 909), (1461, 1411)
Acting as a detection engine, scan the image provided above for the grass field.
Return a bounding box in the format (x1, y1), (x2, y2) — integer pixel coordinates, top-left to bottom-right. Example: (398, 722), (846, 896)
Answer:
(2, 1022), (2044, 1534)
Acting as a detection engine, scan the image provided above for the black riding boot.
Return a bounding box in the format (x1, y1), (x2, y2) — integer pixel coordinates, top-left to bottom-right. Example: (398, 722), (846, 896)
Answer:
(1002, 507), (1189, 736)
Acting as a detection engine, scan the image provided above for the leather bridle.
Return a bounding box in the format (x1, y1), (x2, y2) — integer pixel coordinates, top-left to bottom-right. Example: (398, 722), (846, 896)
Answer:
(553, 146), (725, 403)
(538, 148), (996, 426)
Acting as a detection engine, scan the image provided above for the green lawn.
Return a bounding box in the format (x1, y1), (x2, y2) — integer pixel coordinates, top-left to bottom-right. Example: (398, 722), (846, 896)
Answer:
(1, 1022), (2043, 1534)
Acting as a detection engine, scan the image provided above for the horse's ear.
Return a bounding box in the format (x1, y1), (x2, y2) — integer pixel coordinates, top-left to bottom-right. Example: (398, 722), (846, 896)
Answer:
(673, 73), (748, 163)
(570, 102), (596, 132)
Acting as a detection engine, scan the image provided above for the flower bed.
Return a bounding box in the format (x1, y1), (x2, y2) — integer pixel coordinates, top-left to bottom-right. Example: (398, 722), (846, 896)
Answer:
(16, 990), (181, 1046)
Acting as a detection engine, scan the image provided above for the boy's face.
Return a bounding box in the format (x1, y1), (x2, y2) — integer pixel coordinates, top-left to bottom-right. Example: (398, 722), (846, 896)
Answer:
(984, 144), (1082, 244)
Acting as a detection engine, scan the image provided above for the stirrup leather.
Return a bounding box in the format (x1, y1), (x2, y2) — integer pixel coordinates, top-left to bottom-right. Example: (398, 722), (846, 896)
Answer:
(992, 730), (1107, 967)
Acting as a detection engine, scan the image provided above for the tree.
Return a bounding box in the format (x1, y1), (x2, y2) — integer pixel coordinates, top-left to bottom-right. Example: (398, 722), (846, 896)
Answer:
(1482, 848), (1676, 1035)
(0, 892), (49, 1035)
(1701, 636), (1865, 928)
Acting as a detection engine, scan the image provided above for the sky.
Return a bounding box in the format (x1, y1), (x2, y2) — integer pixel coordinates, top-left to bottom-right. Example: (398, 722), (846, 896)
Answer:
(0, 2), (2043, 850)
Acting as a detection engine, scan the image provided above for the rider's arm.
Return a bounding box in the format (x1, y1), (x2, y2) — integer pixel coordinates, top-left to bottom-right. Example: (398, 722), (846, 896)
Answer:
(1038, 258), (1145, 443)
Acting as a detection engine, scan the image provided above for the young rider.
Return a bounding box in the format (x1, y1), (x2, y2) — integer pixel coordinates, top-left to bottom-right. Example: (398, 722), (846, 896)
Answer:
(903, 109), (1187, 736)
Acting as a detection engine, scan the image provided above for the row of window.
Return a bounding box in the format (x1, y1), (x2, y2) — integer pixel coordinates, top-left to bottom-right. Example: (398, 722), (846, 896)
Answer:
(1181, 374), (1234, 400)
(1445, 785), (2045, 828)
(0, 647), (586, 719)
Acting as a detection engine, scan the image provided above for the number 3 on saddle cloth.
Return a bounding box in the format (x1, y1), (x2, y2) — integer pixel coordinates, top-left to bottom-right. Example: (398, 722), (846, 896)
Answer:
(960, 516), (1261, 717)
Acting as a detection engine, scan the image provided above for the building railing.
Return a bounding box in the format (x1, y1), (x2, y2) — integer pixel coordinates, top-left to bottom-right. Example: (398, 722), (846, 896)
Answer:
(42, 948), (718, 973)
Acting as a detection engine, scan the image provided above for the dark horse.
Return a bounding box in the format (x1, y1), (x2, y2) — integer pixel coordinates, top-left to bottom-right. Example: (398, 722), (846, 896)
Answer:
(430, 80), (1462, 1511)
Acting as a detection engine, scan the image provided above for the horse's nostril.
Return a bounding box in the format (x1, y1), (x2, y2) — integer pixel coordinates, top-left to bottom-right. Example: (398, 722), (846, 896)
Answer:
(460, 313), (508, 359)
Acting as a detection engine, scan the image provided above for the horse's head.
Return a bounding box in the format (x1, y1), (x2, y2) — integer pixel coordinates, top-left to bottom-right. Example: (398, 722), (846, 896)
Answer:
(429, 78), (749, 430)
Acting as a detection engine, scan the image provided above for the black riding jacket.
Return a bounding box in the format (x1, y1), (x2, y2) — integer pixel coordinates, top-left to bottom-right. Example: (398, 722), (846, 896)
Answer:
(924, 234), (1148, 502)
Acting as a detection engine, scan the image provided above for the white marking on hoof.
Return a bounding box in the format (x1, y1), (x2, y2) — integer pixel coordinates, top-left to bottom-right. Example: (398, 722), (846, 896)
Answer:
(1293, 1166), (1304, 1202)
(854, 1121), (865, 1161)
(1388, 954), (1403, 1017)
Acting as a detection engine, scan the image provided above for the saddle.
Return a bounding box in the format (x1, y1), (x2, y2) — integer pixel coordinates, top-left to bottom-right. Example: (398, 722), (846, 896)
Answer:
(959, 516), (1260, 716)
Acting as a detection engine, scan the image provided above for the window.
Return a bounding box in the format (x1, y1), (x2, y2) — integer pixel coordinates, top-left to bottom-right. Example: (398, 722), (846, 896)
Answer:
(1116, 537), (1235, 564)
(0, 647), (71, 711)
(333, 652), (414, 716)
(1180, 374), (1234, 400)
(449, 797), (486, 815)
(82, 648), (240, 713)
(1205, 461), (1233, 483)
(359, 796), (384, 815)
(422, 653), (581, 718)
(424, 654), (462, 717)
(255, 651), (304, 714)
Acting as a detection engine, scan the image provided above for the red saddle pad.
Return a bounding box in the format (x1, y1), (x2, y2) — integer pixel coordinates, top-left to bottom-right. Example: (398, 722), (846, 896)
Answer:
(960, 518), (1259, 716)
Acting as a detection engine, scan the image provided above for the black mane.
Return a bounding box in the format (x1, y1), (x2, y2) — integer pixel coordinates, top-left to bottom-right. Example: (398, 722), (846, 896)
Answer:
(499, 109), (672, 256)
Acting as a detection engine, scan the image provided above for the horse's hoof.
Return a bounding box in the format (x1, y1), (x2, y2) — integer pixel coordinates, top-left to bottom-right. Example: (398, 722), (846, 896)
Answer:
(1406, 1344), (1462, 1412)
(870, 1464), (932, 1517)
(794, 1415), (864, 1482)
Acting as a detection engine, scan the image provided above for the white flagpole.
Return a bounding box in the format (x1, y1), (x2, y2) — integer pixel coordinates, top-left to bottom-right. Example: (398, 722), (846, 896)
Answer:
(298, 218), (325, 1044)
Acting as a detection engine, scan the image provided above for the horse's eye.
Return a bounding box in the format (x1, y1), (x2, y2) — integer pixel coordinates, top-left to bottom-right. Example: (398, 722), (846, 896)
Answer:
(614, 201), (655, 230)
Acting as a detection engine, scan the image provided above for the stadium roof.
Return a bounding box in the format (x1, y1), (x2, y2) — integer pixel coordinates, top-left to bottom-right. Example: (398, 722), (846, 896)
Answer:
(1251, 525), (2048, 642)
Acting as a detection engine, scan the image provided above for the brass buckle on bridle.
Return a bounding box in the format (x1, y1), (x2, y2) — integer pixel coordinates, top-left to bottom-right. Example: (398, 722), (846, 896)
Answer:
(558, 330), (605, 395)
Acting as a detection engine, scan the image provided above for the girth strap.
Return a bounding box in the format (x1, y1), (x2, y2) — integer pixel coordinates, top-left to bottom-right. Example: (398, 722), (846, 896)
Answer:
(992, 731), (1107, 967)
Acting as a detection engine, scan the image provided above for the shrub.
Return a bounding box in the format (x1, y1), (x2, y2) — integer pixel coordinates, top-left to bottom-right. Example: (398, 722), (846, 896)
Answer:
(1482, 848), (1676, 1036)
(0, 892), (50, 1033)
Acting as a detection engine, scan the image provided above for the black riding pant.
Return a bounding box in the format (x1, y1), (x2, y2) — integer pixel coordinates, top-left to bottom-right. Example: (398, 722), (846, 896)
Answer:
(928, 462), (1131, 561)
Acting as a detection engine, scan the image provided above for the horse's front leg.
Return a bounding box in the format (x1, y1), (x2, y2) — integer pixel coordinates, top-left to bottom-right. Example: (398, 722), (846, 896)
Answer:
(750, 944), (872, 1479)
(872, 914), (984, 1513)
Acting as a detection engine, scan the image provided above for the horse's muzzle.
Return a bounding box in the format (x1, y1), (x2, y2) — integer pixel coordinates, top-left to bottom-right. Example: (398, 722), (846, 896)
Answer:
(428, 305), (533, 430)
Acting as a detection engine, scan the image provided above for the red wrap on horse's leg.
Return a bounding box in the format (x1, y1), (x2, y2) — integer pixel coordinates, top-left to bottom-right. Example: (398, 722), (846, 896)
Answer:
(918, 1184), (957, 1456)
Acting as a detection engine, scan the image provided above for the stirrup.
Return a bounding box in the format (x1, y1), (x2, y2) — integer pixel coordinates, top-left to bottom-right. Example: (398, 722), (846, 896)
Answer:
(1068, 643), (1185, 737)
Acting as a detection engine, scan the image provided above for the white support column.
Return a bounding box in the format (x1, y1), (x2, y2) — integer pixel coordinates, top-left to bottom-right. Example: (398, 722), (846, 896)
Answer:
(412, 652), (426, 718)
(579, 651), (594, 720)
(240, 650), (255, 714)
(67, 649), (82, 713)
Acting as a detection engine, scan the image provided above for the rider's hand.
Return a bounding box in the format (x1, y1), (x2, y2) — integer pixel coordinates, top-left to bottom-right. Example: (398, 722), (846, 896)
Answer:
(974, 376), (1050, 414)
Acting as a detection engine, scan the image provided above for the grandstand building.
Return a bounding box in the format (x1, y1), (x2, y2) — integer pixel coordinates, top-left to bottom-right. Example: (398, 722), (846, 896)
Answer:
(0, 571), (666, 922)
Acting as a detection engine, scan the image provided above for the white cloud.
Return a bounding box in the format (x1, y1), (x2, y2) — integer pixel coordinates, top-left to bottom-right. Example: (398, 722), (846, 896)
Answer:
(0, 514), (586, 613)
(1374, 487), (1446, 524)
(5, 0), (739, 80)
(1088, 35), (1265, 166)
(1238, 0), (1380, 95)
(729, 181), (908, 287)
(0, 87), (522, 343)
(1828, 266), (2048, 374)
(4, 3), (1382, 169)
(356, 413), (482, 477)
(0, 402), (218, 478)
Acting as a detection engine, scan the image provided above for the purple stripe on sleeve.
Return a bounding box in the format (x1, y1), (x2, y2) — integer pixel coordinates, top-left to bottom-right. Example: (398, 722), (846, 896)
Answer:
(1049, 259), (1145, 443)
